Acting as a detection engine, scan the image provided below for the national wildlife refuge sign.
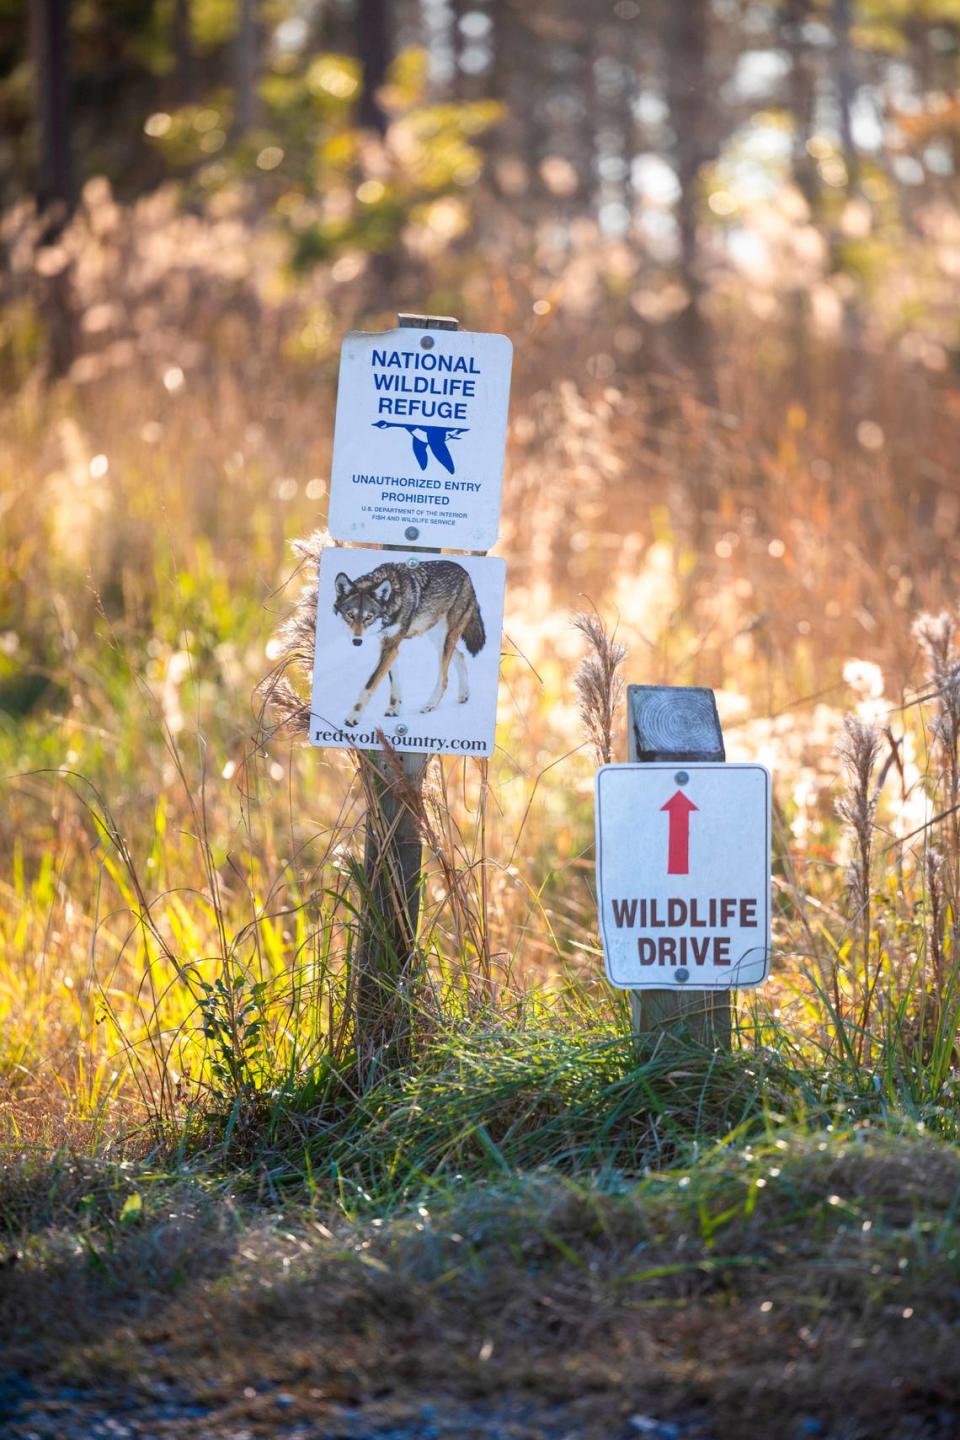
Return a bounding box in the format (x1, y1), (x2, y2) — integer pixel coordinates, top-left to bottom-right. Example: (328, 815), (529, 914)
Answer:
(326, 327), (513, 551)
(310, 547), (506, 756)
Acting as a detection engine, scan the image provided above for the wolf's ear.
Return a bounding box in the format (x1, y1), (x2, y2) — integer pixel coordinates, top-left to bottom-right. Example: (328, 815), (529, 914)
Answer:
(374, 578), (392, 603)
(335, 572), (351, 598)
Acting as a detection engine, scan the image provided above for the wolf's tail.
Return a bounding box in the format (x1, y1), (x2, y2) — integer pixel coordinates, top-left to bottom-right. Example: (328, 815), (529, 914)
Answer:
(463, 603), (486, 656)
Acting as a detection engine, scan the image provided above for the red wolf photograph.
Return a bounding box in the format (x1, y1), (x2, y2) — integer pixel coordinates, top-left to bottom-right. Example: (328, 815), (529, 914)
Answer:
(333, 559), (486, 725)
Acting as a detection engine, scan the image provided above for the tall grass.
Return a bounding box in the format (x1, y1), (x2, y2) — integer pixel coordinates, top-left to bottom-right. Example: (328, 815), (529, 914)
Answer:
(5, 560), (959, 1205)
(3, 183), (960, 1195)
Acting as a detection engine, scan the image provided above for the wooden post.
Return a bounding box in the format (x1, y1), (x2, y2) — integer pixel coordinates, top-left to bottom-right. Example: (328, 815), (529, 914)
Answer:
(355, 312), (458, 1075)
(626, 685), (732, 1050)
(356, 746), (430, 1069)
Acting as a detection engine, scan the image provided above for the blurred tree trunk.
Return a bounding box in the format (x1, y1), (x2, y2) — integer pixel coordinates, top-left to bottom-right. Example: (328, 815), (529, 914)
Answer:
(832, 0), (866, 439)
(173, 0), (195, 107)
(313, 0), (353, 52)
(477, 0), (516, 203)
(484, 0), (549, 209)
(782, 0), (818, 209)
(32, 0), (72, 224)
(577, 18), (597, 210)
(780, 0), (817, 404)
(487, 0), (505, 100)
(833, 0), (858, 189)
(234, 0), (258, 136)
(663, 0), (712, 381)
(357, 0), (391, 134)
(451, 0), (465, 100)
(616, 42), (637, 230)
(31, 0), (75, 380)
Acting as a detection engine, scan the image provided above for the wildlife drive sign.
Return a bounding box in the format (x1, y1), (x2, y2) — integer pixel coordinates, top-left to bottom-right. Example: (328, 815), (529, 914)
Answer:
(595, 763), (771, 990)
(310, 547), (506, 757)
(327, 327), (513, 550)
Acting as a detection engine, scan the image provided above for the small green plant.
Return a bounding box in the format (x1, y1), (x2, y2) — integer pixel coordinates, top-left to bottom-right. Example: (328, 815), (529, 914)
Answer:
(196, 971), (269, 1104)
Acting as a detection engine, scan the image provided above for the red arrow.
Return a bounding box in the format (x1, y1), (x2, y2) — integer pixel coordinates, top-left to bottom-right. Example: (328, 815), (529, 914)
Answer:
(661, 790), (698, 874)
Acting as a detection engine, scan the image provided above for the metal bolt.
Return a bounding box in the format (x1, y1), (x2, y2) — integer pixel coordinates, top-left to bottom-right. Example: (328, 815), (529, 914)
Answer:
(675, 967), (690, 984)
(675, 770), (690, 785)
(395, 724), (408, 736)
(405, 526), (419, 541)
(420, 335), (435, 349)
(407, 557), (419, 568)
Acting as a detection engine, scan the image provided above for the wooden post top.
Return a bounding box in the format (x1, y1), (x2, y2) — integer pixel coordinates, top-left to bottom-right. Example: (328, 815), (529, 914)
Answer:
(628, 684), (725, 764)
(396, 313), (459, 330)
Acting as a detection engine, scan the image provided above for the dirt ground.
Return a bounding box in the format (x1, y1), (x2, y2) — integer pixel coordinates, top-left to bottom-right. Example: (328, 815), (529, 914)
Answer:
(2, 1382), (708, 1440)
(3, 1134), (960, 1440)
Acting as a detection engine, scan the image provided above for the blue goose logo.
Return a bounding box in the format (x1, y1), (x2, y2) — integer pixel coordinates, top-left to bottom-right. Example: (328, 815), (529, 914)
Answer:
(372, 420), (468, 476)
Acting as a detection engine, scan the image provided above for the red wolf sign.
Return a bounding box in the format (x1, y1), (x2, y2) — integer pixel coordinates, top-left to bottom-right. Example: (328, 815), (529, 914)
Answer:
(310, 547), (506, 757)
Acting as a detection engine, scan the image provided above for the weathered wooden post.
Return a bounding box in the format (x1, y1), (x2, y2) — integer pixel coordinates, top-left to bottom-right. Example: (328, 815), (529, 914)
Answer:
(626, 685), (731, 1048)
(594, 685), (771, 1051)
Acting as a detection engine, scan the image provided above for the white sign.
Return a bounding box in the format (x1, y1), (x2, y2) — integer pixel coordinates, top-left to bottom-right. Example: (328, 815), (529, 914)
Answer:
(310, 547), (505, 756)
(595, 763), (771, 990)
(327, 328), (513, 551)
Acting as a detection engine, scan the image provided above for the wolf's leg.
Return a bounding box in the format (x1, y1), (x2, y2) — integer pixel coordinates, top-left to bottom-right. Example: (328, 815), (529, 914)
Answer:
(417, 625), (445, 712)
(421, 621), (464, 712)
(345, 638), (402, 725)
(385, 666), (402, 717)
(452, 646), (469, 703)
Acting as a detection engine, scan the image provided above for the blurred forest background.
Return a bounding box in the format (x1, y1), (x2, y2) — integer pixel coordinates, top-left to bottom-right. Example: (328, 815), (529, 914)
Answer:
(7, 0), (960, 629)
(5, 0), (960, 1140)
(5, 0), (960, 625)
(8, 0), (960, 375)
